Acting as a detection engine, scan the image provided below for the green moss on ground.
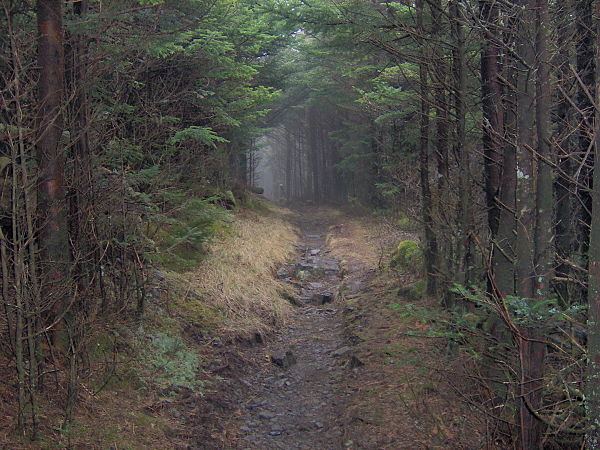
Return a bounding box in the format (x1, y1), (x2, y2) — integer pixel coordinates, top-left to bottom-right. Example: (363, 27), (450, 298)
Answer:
(390, 240), (423, 272)
(398, 279), (426, 301)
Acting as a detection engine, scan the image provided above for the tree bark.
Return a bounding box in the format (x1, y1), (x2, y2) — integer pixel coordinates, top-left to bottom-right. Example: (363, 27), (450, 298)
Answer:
(37, 0), (69, 340)
(492, 4), (517, 300)
(554, 0), (578, 307)
(417, 0), (439, 297)
(585, 1), (600, 446)
(515, 0), (550, 446)
(451, 0), (471, 286)
(575, 0), (596, 288)
(480, 0), (504, 237)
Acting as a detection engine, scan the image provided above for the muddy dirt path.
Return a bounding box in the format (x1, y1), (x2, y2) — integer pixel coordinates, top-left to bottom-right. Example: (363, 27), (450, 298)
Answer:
(237, 212), (348, 450)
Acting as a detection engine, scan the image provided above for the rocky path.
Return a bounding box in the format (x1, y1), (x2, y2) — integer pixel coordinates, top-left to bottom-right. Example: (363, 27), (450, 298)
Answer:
(237, 214), (348, 449)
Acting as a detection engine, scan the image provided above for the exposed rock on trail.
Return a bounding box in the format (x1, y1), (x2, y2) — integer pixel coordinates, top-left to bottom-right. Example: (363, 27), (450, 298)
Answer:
(185, 208), (478, 449)
(237, 212), (348, 449)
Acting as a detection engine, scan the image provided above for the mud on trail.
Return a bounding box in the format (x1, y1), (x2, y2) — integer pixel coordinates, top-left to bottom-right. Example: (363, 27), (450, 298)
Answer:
(236, 210), (349, 449)
(192, 207), (479, 449)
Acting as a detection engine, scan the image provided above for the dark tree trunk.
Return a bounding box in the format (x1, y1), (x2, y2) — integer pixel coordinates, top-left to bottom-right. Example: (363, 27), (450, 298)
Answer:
(554, 0), (577, 306)
(417, 0), (439, 296)
(492, 10), (517, 300)
(575, 0), (596, 292)
(585, 1), (600, 445)
(36, 0), (69, 340)
(515, 0), (551, 446)
(450, 0), (471, 285)
(430, 0), (450, 287)
(480, 0), (504, 237)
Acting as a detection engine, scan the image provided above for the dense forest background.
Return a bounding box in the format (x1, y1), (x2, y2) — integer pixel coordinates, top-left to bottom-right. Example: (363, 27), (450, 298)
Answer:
(2, 0), (600, 448)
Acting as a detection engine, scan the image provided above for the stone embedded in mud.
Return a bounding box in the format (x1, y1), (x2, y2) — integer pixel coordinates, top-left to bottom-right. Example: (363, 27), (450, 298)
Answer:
(271, 350), (297, 368)
(148, 268), (167, 282)
(331, 346), (352, 358)
(282, 293), (303, 306)
(312, 292), (334, 305)
(349, 355), (364, 368)
(348, 334), (363, 345)
(298, 261), (316, 271)
(245, 400), (267, 409)
(319, 259), (340, 272)
(146, 286), (162, 300)
(310, 249), (321, 256)
(259, 411), (276, 420)
(276, 377), (290, 388)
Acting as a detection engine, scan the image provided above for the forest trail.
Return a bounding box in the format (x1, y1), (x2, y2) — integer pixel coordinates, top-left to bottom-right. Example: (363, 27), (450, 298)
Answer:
(225, 207), (479, 449)
(237, 209), (347, 449)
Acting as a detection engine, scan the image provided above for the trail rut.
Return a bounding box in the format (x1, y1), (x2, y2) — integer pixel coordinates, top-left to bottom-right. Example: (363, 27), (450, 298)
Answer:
(237, 213), (348, 449)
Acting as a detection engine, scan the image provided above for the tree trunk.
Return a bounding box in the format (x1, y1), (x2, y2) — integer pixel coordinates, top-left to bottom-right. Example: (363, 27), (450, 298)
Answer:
(37, 0), (69, 343)
(585, 1), (600, 445)
(430, 0), (450, 289)
(554, 0), (577, 307)
(575, 0), (596, 296)
(492, 8), (517, 300)
(451, 0), (471, 286)
(515, 0), (549, 446)
(480, 0), (504, 237)
(417, 0), (439, 297)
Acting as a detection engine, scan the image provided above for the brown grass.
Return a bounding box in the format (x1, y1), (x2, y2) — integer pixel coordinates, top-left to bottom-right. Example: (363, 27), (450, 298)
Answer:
(327, 214), (414, 273)
(159, 206), (298, 337)
(328, 214), (484, 449)
(178, 206), (298, 337)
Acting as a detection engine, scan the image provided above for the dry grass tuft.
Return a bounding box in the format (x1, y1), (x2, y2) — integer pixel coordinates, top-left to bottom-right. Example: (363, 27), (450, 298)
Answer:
(177, 206), (298, 337)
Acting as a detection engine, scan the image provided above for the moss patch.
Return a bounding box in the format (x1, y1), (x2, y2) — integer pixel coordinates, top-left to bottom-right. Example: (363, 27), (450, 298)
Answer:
(397, 279), (426, 301)
(390, 240), (423, 272)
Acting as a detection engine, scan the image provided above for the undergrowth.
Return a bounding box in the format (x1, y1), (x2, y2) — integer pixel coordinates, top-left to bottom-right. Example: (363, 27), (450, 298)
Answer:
(28, 193), (299, 449)
(181, 204), (297, 336)
(133, 329), (203, 394)
(145, 191), (234, 272)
